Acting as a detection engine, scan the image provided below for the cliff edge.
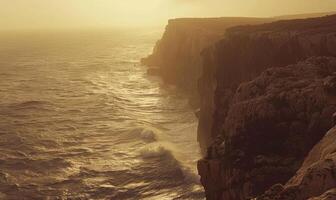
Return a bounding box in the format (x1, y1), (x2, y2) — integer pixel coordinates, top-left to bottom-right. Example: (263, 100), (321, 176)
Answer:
(196, 14), (336, 200)
(198, 14), (336, 153)
(198, 56), (336, 199)
(141, 17), (273, 106)
(142, 13), (336, 200)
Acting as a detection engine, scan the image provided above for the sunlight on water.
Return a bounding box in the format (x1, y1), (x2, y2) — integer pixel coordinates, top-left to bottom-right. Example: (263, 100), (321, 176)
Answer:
(0, 30), (204, 199)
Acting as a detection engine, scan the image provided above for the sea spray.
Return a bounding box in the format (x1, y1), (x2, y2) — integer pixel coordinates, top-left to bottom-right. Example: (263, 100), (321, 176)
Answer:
(0, 30), (204, 199)
(139, 142), (201, 184)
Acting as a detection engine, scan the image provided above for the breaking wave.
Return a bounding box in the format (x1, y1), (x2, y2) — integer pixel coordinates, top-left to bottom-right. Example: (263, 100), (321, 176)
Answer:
(140, 128), (157, 143)
(0, 31), (204, 199)
(139, 142), (201, 184)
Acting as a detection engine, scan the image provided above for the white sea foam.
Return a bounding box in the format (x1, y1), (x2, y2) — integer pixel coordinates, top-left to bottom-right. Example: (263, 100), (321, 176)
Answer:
(139, 144), (171, 158)
(0, 31), (204, 199)
(138, 143), (201, 184)
(140, 128), (157, 143)
(123, 127), (159, 143)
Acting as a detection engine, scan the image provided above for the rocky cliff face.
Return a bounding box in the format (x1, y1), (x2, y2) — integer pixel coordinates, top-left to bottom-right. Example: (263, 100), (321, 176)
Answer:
(142, 13), (336, 199)
(198, 14), (336, 153)
(258, 126), (336, 200)
(198, 56), (336, 199)
(142, 17), (273, 105)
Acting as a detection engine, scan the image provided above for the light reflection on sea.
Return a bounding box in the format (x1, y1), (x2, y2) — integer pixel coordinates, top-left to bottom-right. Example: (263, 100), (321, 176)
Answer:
(0, 30), (204, 199)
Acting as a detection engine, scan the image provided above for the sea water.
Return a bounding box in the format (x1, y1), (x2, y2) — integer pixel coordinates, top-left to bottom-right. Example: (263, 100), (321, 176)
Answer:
(0, 29), (204, 199)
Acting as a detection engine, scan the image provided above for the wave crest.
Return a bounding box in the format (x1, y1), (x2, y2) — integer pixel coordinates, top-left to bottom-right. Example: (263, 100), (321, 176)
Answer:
(139, 144), (171, 159)
(138, 144), (201, 184)
(140, 129), (157, 143)
(124, 127), (158, 143)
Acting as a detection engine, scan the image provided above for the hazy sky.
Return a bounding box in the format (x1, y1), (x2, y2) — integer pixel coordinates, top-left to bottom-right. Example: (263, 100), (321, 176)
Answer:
(1, 0), (336, 30)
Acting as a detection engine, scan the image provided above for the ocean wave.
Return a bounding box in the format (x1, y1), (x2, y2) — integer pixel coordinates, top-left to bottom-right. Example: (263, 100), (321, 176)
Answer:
(140, 129), (157, 143)
(138, 143), (201, 184)
(0, 157), (72, 173)
(139, 144), (171, 159)
(69, 78), (98, 86)
(116, 59), (139, 65)
(0, 35), (204, 199)
(120, 127), (159, 144)
(15, 100), (51, 107)
(9, 100), (55, 112)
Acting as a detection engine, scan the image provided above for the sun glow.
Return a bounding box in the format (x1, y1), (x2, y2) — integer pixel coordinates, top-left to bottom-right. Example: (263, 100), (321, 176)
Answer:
(0, 0), (335, 30)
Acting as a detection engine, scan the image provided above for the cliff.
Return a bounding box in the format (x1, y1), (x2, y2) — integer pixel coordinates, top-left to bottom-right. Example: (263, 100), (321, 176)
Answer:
(142, 13), (336, 199)
(198, 15), (336, 200)
(142, 17), (273, 105)
(274, 11), (336, 20)
(258, 126), (336, 200)
(198, 56), (336, 198)
(199, 56), (336, 199)
(141, 13), (334, 107)
(198, 14), (336, 153)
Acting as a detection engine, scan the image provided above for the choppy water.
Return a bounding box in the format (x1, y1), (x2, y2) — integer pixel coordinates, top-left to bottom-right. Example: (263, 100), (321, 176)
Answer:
(0, 30), (204, 200)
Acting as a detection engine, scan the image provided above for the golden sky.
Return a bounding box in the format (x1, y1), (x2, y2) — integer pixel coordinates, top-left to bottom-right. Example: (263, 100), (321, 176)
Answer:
(0, 0), (336, 30)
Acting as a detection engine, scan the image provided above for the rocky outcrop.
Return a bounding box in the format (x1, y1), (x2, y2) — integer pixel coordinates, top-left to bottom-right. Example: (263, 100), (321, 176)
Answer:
(142, 13), (335, 95)
(141, 12), (336, 200)
(258, 126), (336, 200)
(142, 17), (273, 106)
(198, 14), (336, 153)
(198, 57), (336, 199)
(198, 15), (336, 152)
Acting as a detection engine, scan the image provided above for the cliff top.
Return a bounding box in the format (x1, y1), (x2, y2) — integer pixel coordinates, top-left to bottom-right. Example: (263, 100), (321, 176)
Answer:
(166, 11), (336, 31)
(273, 11), (336, 20)
(167, 11), (336, 24)
(168, 17), (269, 24)
(227, 14), (336, 35)
(166, 17), (273, 32)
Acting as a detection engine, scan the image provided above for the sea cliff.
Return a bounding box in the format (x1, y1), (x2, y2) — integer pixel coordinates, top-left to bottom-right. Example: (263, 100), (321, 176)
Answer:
(142, 17), (273, 106)
(143, 13), (336, 200)
(141, 13), (336, 104)
(198, 14), (336, 199)
(259, 125), (336, 199)
(198, 14), (336, 154)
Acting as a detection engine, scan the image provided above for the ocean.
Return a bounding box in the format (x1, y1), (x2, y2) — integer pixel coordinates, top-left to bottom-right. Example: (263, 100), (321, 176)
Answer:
(0, 29), (204, 200)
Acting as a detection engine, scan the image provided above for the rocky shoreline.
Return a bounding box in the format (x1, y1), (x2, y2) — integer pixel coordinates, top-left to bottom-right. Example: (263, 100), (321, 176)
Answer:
(143, 14), (336, 200)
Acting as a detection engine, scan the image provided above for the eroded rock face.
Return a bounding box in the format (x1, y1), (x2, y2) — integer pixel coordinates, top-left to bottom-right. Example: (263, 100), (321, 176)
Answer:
(198, 57), (336, 199)
(258, 126), (336, 200)
(198, 14), (336, 152)
(308, 188), (336, 200)
(142, 17), (273, 106)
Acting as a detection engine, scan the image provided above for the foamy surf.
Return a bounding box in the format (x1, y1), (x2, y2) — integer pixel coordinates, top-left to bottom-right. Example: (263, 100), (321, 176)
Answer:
(140, 128), (157, 143)
(0, 30), (204, 199)
(139, 141), (201, 185)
